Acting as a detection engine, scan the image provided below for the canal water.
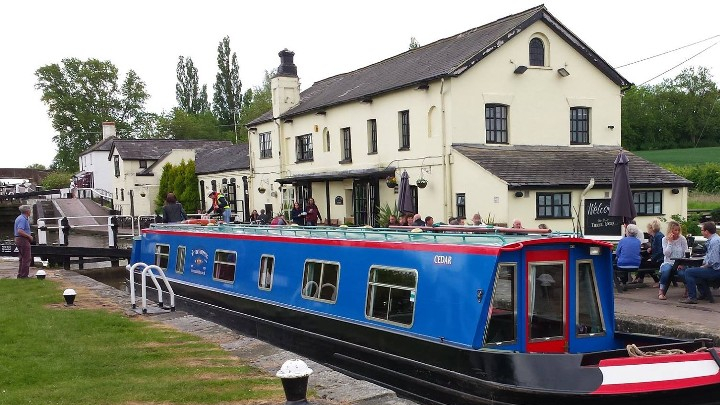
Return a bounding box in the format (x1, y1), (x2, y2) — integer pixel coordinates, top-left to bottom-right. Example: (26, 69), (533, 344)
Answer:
(1, 221), (132, 289)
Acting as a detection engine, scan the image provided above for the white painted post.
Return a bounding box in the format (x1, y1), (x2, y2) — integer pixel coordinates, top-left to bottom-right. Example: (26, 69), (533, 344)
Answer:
(58, 218), (65, 245)
(37, 219), (47, 245)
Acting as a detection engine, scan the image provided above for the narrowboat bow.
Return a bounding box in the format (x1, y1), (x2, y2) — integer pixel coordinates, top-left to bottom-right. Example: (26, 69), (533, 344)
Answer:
(129, 224), (720, 405)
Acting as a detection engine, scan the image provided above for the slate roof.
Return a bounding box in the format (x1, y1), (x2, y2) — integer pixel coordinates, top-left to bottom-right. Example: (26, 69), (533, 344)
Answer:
(195, 143), (250, 174)
(248, 5), (629, 126)
(109, 139), (232, 160)
(81, 136), (116, 155)
(452, 144), (693, 189)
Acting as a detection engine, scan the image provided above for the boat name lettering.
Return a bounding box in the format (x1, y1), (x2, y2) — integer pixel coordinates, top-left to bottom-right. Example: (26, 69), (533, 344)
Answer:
(434, 255), (452, 265)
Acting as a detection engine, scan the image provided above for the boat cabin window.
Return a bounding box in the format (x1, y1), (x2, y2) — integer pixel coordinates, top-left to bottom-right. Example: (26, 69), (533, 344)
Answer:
(485, 263), (517, 345)
(213, 250), (237, 283)
(365, 266), (417, 327)
(529, 262), (565, 340)
(576, 261), (605, 336)
(258, 255), (275, 290)
(175, 246), (186, 274)
(154, 244), (170, 270)
(302, 260), (339, 303)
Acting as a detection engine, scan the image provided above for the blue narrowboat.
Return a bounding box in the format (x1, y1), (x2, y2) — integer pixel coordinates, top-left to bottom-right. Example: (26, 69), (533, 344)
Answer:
(129, 224), (720, 405)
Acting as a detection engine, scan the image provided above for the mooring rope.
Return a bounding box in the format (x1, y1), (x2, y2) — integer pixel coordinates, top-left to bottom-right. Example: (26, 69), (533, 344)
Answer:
(626, 344), (709, 357)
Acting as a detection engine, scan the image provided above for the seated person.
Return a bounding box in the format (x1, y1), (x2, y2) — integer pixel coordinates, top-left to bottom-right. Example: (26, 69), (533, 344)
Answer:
(681, 221), (720, 304)
(412, 214), (425, 227)
(270, 213), (287, 226)
(615, 224), (642, 286)
(658, 220), (688, 300)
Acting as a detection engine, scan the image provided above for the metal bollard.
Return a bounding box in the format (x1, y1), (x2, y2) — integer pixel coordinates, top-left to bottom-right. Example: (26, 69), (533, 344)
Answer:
(58, 217), (71, 246)
(37, 219), (47, 245)
(276, 359), (313, 405)
(108, 216), (118, 248)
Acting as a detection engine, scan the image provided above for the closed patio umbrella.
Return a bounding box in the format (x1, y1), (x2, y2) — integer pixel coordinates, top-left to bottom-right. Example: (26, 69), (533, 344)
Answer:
(609, 151), (637, 225)
(397, 170), (414, 215)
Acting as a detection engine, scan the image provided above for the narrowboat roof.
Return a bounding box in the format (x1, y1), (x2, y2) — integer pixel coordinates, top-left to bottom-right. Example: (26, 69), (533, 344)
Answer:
(145, 223), (613, 250)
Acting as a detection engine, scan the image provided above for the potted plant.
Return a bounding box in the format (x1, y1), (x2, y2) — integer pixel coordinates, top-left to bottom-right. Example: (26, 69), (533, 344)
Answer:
(386, 176), (397, 188)
(416, 178), (428, 188)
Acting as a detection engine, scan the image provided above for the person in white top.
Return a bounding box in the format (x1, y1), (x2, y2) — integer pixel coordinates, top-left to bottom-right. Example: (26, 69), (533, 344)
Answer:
(657, 220), (688, 300)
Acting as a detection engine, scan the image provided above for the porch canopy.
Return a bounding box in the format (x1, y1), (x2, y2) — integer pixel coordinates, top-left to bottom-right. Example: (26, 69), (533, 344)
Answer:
(276, 167), (396, 184)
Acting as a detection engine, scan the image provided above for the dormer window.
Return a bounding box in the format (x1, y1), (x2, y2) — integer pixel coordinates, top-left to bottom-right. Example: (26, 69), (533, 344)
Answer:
(529, 38), (545, 66)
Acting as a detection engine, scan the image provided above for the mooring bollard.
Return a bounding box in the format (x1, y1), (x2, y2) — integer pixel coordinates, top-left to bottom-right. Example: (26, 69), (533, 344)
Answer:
(276, 359), (313, 405)
(63, 288), (76, 305)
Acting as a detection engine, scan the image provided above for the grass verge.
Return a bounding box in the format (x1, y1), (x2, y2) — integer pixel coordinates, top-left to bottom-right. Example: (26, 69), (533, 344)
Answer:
(0, 278), (284, 404)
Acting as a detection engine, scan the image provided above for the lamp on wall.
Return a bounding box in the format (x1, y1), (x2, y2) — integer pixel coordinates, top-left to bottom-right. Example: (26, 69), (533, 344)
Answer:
(513, 65), (528, 74)
(671, 188), (680, 194)
(557, 67), (570, 77)
(514, 191), (524, 198)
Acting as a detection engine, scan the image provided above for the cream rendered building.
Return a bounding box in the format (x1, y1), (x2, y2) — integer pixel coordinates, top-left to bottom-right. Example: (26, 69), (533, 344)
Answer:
(108, 139), (231, 217)
(247, 5), (691, 234)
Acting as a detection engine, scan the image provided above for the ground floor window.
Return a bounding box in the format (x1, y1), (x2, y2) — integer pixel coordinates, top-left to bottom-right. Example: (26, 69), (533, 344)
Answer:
(536, 192), (571, 218)
(633, 190), (662, 215)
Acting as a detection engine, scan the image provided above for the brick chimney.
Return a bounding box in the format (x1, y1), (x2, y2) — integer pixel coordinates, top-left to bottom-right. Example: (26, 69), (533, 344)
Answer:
(102, 122), (117, 139)
(271, 49), (300, 118)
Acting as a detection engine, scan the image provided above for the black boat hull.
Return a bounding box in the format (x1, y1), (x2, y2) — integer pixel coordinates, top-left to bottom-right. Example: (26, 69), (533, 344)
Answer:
(131, 275), (719, 405)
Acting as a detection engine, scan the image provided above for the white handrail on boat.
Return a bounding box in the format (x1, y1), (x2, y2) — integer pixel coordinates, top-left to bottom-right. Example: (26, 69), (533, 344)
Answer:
(127, 262), (147, 309)
(127, 262), (175, 313)
(141, 265), (176, 313)
(149, 223), (513, 246)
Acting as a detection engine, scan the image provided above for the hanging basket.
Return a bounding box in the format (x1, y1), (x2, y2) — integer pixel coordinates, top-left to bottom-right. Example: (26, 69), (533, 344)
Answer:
(386, 177), (397, 188)
(258, 187), (266, 194)
(416, 179), (428, 189)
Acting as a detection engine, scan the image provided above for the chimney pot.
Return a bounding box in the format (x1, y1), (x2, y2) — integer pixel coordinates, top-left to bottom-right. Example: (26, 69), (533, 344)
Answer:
(277, 49), (298, 77)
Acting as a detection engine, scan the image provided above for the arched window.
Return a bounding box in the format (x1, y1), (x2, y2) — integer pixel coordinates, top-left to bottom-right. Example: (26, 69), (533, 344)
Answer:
(529, 38), (545, 66)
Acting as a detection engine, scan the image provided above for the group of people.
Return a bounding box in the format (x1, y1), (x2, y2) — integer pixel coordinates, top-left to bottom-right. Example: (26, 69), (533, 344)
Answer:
(248, 198), (322, 226)
(615, 219), (720, 304)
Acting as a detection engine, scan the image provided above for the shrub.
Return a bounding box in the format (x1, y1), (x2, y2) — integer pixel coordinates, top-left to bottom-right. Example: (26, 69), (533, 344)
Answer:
(40, 171), (73, 189)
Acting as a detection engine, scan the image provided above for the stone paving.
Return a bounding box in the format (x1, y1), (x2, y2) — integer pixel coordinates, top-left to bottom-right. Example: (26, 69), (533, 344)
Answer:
(3, 257), (720, 404)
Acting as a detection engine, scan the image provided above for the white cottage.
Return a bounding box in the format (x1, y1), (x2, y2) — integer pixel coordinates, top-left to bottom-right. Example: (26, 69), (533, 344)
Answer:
(246, 5), (691, 234)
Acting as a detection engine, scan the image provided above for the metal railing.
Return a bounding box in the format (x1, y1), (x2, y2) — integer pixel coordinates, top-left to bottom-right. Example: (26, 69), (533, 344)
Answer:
(148, 223), (516, 246)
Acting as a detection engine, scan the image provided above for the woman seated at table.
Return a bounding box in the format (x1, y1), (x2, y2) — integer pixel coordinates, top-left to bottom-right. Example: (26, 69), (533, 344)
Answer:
(658, 220), (688, 300)
(616, 224), (642, 286)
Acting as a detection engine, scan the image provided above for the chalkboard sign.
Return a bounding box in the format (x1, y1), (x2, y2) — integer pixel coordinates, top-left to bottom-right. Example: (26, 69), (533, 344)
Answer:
(584, 199), (622, 236)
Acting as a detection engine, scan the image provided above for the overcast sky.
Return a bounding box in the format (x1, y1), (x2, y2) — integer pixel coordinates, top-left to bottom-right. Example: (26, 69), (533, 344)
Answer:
(2, 0), (718, 169)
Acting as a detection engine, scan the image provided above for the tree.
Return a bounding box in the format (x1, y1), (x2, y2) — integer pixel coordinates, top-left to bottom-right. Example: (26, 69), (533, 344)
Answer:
(26, 164), (47, 170)
(237, 70), (275, 142)
(212, 36), (242, 137)
(154, 161), (199, 214)
(622, 66), (720, 150)
(176, 56), (209, 114)
(35, 58), (149, 172)
(409, 37), (420, 50)
(156, 109), (226, 140)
